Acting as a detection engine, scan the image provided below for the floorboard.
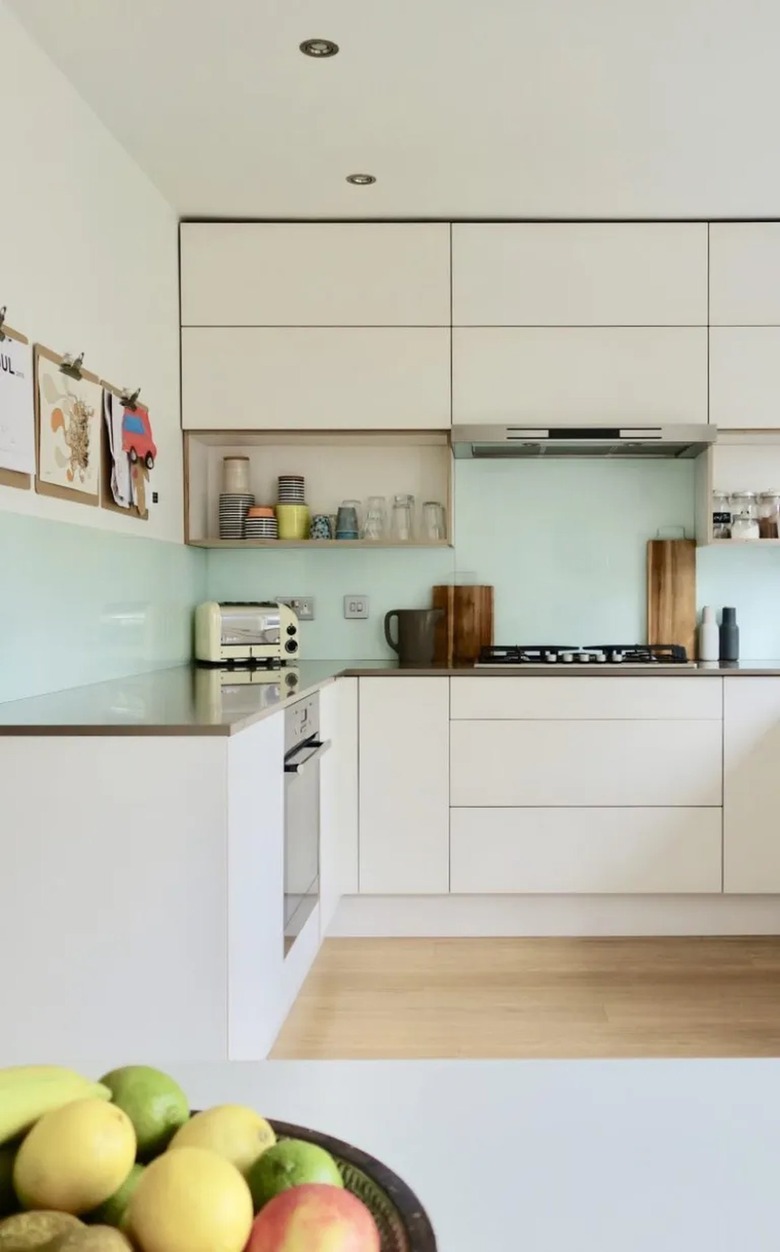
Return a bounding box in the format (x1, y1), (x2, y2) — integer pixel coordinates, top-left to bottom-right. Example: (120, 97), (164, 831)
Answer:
(271, 936), (780, 1059)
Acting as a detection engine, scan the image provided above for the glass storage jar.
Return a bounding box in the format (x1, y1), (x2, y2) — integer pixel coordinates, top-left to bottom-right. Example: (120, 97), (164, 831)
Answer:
(712, 490), (732, 539)
(758, 491), (780, 539)
(730, 492), (759, 538)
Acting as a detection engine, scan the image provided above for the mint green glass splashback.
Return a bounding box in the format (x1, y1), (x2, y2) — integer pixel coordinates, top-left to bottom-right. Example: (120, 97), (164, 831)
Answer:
(0, 512), (205, 703)
(207, 459), (711, 658)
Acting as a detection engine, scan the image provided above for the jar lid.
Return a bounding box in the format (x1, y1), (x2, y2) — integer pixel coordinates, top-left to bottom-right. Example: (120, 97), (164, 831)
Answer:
(759, 490), (780, 498)
(732, 490), (757, 498)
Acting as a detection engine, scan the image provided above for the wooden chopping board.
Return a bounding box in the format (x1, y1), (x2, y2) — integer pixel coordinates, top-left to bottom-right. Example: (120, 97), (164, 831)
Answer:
(646, 538), (697, 660)
(432, 585), (494, 665)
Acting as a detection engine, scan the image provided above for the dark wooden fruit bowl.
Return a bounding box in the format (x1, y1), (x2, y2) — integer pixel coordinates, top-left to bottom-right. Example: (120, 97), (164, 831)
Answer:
(268, 1119), (437, 1252)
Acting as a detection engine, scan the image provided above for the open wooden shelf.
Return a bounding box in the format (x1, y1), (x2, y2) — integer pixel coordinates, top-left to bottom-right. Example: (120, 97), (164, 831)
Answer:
(185, 429), (453, 549)
(189, 538), (454, 549)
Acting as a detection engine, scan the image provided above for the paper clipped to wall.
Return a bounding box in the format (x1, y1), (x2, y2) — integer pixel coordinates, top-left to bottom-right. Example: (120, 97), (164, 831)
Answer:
(0, 333), (35, 475)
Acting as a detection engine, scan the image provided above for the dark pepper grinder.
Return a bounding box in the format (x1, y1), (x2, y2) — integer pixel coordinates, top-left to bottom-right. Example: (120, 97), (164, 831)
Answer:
(719, 606), (740, 662)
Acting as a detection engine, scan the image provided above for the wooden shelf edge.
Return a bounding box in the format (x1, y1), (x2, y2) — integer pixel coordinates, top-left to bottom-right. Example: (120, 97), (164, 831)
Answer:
(708, 538), (780, 546)
(187, 539), (454, 549)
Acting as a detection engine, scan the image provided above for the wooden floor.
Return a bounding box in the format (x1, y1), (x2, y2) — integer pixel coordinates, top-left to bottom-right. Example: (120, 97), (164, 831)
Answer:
(271, 937), (780, 1059)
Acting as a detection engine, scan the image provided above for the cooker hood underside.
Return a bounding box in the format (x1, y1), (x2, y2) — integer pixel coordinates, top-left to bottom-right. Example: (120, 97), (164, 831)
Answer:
(451, 425), (715, 459)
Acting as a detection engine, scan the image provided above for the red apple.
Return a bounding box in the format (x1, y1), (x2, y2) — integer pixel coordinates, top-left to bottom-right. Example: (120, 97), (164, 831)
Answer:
(245, 1183), (381, 1252)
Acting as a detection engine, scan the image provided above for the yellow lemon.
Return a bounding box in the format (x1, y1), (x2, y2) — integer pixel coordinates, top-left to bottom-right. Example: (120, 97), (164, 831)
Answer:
(126, 1146), (253, 1252)
(13, 1099), (136, 1215)
(168, 1106), (275, 1176)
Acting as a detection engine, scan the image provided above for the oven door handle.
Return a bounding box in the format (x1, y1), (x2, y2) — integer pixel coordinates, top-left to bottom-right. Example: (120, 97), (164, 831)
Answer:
(284, 739), (331, 774)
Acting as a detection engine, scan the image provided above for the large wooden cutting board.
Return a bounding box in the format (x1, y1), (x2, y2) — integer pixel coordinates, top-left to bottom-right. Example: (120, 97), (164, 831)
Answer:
(646, 538), (697, 660)
(432, 585), (494, 665)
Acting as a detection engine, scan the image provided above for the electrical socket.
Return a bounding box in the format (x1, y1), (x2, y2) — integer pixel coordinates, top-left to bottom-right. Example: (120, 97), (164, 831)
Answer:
(276, 596), (315, 621)
(344, 595), (369, 620)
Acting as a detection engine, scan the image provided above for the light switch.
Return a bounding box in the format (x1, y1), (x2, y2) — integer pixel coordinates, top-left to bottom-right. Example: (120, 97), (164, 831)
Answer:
(344, 595), (369, 620)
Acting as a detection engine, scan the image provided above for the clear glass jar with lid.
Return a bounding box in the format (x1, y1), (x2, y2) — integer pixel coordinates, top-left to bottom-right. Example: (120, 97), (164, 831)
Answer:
(758, 491), (780, 539)
(730, 490), (760, 540)
(712, 490), (732, 539)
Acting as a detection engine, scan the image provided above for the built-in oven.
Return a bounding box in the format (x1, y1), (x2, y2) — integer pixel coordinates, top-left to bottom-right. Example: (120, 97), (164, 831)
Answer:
(283, 693), (330, 956)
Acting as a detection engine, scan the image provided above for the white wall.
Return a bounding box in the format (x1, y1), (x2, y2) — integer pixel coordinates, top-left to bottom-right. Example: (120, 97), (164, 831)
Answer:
(0, 0), (182, 544)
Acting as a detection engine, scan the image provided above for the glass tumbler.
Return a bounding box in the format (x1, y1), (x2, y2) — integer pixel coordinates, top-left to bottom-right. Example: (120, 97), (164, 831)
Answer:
(390, 494), (415, 542)
(422, 501), (446, 541)
(362, 496), (387, 540)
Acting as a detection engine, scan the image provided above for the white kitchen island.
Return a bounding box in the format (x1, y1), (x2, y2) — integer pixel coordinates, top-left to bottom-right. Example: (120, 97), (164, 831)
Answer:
(54, 1057), (780, 1252)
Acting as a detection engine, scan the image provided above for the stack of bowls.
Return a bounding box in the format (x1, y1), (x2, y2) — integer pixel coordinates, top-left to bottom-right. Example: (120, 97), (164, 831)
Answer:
(278, 474), (305, 503)
(219, 492), (255, 539)
(276, 474), (309, 540)
(244, 506), (278, 540)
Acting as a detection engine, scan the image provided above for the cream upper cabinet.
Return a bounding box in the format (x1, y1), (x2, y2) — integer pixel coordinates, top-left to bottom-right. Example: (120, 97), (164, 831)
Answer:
(710, 224), (780, 325)
(452, 327), (708, 425)
(181, 327), (451, 430)
(709, 327), (780, 429)
(452, 224), (708, 326)
(181, 223), (451, 326)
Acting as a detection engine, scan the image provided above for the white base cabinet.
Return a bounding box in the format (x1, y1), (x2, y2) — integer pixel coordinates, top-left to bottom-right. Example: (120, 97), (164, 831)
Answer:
(319, 677), (359, 930)
(724, 678), (780, 892)
(450, 808), (722, 895)
(0, 711), (321, 1063)
(358, 678), (449, 894)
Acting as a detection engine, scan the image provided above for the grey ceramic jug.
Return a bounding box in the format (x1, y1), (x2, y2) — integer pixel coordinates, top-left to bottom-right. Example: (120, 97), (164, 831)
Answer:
(384, 608), (444, 666)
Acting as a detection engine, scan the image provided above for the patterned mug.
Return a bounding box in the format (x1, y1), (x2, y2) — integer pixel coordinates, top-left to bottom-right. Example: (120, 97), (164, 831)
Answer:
(310, 513), (332, 540)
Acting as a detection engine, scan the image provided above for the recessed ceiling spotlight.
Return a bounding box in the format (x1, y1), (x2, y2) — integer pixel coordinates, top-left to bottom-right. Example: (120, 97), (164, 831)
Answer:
(346, 173), (376, 186)
(300, 38), (339, 57)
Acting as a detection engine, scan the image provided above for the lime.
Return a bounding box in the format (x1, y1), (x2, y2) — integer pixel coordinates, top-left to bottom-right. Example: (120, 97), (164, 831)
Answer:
(246, 1140), (342, 1212)
(0, 1149), (17, 1218)
(88, 1165), (144, 1228)
(99, 1068), (188, 1160)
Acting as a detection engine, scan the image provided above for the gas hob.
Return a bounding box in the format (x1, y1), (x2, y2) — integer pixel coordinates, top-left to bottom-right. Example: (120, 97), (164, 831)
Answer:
(475, 644), (693, 668)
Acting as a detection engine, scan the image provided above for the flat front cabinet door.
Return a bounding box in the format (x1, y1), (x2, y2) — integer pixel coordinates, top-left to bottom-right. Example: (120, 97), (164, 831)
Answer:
(358, 678), (449, 894)
(710, 224), (780, 325)
(724, 679), (780, 892)
(181, 223), (451, 326)
(452, 327), (707, 425)
(181, 327), (451, 430)
(709, 328), (780, 428)
(452, 223), (707, 325)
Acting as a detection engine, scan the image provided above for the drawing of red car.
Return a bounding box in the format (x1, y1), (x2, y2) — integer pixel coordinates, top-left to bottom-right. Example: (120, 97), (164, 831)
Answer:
(122, 409), (157, 470)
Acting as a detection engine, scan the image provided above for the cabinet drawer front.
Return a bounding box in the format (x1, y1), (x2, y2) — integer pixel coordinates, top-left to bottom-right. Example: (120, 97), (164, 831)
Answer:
(725, 676), (780, 726)
(181, 223), (451, 326)
(450, 808), (722, 894)
(452, 224), (707, 326)
(710, 224), (780, 325)
(450, 677), (722, 721)
(450, 720), (722, 807)
(182, 328), (451, 430)
(709, 328), (780, 429)
(452, 328), (707, 425)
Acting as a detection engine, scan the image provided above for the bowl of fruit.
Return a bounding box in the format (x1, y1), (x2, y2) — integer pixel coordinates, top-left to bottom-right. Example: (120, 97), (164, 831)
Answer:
(0, 1064), (436, 1252)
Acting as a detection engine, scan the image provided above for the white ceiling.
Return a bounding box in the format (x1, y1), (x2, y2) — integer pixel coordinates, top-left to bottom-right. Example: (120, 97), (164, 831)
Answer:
(10, 0), (780, 220)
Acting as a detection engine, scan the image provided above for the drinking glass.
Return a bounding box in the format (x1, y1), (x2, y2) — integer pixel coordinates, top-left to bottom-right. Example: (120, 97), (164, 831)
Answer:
(422, 501), (446, 541)
(391, 494), (415, 542)
(362, 496), (387, 540)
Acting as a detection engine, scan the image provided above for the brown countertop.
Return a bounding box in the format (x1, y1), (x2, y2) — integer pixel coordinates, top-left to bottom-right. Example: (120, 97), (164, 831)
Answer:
(1, 659), (780, 736)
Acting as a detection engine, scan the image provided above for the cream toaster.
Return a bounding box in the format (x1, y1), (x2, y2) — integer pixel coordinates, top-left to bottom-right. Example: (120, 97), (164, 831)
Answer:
(194, 601), (300, 664)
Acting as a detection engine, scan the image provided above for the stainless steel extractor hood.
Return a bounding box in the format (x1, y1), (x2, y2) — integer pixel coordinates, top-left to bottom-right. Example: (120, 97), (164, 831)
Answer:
(451, 424), (716, 459)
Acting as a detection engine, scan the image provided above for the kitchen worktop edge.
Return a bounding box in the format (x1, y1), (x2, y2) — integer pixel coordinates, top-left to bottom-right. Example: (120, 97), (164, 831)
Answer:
(2, 660), (780, 736)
